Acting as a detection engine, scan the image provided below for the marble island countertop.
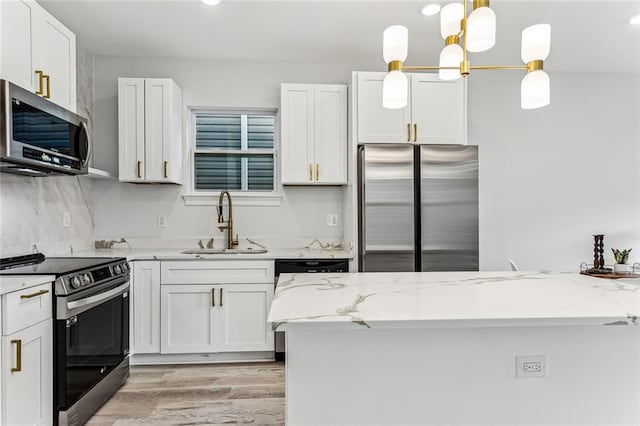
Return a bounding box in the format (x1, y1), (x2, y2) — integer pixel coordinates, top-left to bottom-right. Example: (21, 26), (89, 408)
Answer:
(268, 271), (640, 329)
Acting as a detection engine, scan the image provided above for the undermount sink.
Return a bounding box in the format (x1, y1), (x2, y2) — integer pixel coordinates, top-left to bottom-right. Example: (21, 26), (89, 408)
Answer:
(182, 248), (268, 255)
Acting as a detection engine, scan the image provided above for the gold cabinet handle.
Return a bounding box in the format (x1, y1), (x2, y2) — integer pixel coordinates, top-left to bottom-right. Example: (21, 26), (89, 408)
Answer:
(220, 288), (223, 307)
(43, 74), (50, 99)
(407, 123), (411, 142)
(20, 289), (49, 300)
(316, 163), (320, 181)
(211, 288), (215, 307)
(414, 124), (417, 143)
(137, 161), (142, 178)
(309, 164), (313, 181)
(35, 70), (44, 95)
(11, 340), (21, 372)
(163, 161), (168, 178)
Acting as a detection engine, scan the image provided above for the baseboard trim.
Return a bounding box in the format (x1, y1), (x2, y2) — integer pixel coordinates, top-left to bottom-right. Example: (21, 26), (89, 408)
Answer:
(131, 352), (276, 365)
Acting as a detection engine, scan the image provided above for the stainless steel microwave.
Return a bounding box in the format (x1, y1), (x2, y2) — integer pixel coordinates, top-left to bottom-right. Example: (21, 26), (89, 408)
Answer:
(0, 79), (90, 176)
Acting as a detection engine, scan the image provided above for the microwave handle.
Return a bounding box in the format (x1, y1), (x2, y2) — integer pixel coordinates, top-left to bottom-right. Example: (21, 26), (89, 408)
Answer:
(81, 121), (92, 167)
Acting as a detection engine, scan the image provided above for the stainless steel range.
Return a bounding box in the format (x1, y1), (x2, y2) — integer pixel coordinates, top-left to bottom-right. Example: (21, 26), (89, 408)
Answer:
(0, 253), (130, 426)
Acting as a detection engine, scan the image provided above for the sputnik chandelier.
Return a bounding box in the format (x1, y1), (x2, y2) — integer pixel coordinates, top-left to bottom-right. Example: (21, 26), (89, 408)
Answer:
(382, 0), (551, 110)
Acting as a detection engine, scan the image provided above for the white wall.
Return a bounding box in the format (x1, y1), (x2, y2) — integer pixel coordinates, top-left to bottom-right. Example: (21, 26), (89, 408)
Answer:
(92, 57), (365, 242)
(470, 71), (640, 270)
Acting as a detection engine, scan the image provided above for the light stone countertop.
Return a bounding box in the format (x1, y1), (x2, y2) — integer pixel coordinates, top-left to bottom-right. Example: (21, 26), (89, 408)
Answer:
(0, 275), (55, 296)
(268, 271), (640, 329)
(71, 247), (353, 261)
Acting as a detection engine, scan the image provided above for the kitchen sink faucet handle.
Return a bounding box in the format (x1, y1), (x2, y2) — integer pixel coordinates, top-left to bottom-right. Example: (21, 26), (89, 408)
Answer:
(207, 238), (215, 249)
(198, 240), (205, 249)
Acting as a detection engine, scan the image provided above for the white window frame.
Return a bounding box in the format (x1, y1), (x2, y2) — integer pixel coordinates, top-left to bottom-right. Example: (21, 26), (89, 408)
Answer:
(183, 107), (282, 206)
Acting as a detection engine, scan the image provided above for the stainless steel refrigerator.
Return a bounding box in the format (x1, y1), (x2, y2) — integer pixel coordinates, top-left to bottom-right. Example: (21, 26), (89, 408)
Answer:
(358, 144), (479, 272)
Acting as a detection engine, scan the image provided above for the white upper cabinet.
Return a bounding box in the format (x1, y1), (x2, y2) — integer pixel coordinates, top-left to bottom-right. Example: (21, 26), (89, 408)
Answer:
(354, 72), (467, 145)
(410, 74), (466, 145)
(281, 83), (347, 185)
(356, 72), (410, 143)
(0, 0), (76, 112)
(118, 78), (183, 184)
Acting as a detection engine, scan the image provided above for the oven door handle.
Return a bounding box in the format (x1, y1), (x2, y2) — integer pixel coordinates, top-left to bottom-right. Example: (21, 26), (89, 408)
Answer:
(64, 282), (129, 316)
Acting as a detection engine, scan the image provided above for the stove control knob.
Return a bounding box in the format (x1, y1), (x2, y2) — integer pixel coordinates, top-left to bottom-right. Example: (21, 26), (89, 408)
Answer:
(70, 276), (82, 289)
(82, 274), (92, 285)
(123, 262), (130, 272)
(114, 264), (122, 275)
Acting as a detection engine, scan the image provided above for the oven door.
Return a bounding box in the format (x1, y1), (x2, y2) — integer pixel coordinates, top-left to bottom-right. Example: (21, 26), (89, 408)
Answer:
(55, 277), (130, 411)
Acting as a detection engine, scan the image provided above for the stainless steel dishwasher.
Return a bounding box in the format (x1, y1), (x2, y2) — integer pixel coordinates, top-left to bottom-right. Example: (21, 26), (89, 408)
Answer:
(274, 259), (349, 361)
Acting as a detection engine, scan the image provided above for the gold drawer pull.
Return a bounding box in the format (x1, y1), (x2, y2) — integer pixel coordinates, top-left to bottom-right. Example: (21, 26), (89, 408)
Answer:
(414, 124), (417, 142)
(309, 164), (313, 181)
(20, 289), (49, 300)
(137, 161), (142, 178)
(164, 161), (168, 178)
(35, 70), (44, 95)
(211, 288), (216, 307)
(43, 74), (50, 99)
(407, 123), (411, 142)
(220, 288), (223, 307)
(11, 340), (21, 372)
(316, 163), (320, 181)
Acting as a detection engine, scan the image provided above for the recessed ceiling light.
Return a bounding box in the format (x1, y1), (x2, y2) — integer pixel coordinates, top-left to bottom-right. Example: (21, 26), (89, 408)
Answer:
(630, 14), (640, 25)
(201, 0), (220, 5)
(421, 4), (441, 16)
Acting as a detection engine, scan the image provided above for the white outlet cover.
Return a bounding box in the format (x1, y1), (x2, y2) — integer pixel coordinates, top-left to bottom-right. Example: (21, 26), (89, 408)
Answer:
(157, 214), (167, 228)
(516, 355), (547, 378)
(63, 212), (71, 228)
(326, 214), (339, 227)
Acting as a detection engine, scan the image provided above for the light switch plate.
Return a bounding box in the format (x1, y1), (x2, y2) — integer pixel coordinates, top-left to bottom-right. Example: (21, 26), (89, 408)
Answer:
(63, 212), (71, 228)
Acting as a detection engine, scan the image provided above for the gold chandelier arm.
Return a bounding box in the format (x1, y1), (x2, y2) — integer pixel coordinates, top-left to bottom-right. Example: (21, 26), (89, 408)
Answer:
(403, 65), (459, 71)
(470, 65), (529, 70)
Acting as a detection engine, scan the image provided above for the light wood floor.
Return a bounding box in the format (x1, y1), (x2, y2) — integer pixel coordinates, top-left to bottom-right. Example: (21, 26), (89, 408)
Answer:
(87, 362), (285, 425)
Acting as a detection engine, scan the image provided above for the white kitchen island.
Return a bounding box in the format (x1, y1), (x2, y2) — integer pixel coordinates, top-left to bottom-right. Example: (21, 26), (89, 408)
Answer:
(268, 271), (640, 425)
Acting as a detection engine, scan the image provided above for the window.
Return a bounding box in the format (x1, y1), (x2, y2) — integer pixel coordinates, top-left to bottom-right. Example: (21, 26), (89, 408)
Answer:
(192, 110), (276, 192)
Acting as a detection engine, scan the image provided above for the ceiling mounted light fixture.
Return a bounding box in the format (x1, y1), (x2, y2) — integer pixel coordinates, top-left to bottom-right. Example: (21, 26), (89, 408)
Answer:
(201, 0), (221, 5)
(421, 4), (442, 16)
(382, 0), (551, 109)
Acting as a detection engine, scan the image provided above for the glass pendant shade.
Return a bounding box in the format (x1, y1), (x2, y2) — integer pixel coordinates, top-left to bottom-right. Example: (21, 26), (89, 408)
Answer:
(521, 24), (551, 63)
(439, 44), (463, 80)
(383, 71), (408, 109)
(521, 70), (550, 109)
(383, 25), (409, 64)
(466, 6), (496, 52)
(440, 3), (464, 39)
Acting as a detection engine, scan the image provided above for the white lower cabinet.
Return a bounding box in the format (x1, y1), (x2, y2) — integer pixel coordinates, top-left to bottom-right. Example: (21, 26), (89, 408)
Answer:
(160, 283), (274, 354)
(132, 261), (161, 354)
(1, 281), (53, 426)
(131, 260), (275, 358)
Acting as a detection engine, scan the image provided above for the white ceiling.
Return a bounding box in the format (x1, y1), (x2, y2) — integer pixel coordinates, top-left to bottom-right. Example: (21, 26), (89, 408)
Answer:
(40, 0), (640, 73)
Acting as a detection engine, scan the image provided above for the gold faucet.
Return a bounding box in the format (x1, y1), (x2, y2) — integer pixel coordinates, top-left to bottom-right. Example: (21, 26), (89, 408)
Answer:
(217, 190), (239, 250)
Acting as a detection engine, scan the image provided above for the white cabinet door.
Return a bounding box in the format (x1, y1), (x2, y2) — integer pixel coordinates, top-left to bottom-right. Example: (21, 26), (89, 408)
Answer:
(144, 79), (172, 182)
(161, 285), (217, 354)
(1, 319), (52, 426)
(314, 85), (347, 184)
(31, 6), (75, 112)
(356, 72), (410, 144)
(0, 0), (35, 92)
(118, 78), (145, 182)
(216, 284), (274, 353)
(132, 261), (161, 354)
(410, 74), (466, 145)
(281, 84), (315, 184)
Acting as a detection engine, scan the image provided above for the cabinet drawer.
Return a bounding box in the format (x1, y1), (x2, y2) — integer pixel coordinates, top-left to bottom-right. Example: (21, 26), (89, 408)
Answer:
(2, 283), (52, 335)
(161, 261), (274, 285)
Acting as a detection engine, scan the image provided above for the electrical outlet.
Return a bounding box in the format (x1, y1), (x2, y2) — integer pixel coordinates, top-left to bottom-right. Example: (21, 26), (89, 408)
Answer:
(516, 355), (547, 378)
(157, 214), (167, 228)
(63, 212), (71, 228)
(326, 214), (339, 227)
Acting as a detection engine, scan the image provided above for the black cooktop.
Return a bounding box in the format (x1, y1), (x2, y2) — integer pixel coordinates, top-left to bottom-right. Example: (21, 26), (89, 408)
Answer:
(0, 253), (123, 276)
